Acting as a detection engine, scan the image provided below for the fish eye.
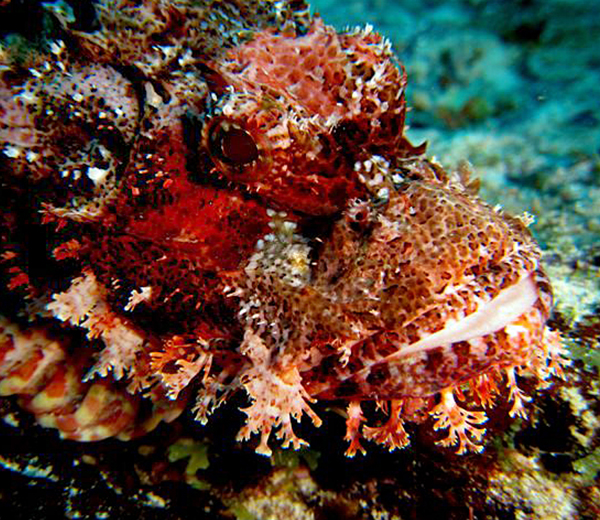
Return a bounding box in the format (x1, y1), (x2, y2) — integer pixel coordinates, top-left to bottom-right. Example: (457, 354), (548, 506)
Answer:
(210, 123), (258, 166)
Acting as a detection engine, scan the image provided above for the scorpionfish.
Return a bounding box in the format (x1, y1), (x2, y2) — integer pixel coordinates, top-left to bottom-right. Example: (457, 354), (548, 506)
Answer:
(0, 0), (565, 456)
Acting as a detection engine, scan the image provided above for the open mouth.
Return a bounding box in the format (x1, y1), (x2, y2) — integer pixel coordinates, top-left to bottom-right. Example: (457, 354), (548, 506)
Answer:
(389, 272), (540, 360)
(308, 271), (544, 400)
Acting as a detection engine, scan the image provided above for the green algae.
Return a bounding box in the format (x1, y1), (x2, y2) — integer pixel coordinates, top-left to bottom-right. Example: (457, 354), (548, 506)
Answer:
(167, 437), (211, 490)
(270, 447), (320, 471)
(573, 447), (600, 483)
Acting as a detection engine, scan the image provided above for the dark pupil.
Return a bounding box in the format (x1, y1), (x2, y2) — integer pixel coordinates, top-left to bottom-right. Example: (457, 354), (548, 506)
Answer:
(219, 128), (258, 165)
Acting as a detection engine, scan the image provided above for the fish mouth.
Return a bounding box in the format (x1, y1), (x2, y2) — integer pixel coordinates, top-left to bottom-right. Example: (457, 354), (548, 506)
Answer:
(306, 271), (544, 400)
(391, 272), (541, 361)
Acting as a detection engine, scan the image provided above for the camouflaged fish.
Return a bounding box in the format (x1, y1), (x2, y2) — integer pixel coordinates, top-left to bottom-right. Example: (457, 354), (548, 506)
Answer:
(0, 0), (565, 456)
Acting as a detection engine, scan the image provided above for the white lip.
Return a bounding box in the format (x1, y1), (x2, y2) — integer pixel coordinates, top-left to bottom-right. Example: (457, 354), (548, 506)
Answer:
(391, 273), (539, 358)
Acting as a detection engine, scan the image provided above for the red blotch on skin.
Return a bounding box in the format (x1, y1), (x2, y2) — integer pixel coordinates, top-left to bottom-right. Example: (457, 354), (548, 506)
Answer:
(125, 181), (271, 271)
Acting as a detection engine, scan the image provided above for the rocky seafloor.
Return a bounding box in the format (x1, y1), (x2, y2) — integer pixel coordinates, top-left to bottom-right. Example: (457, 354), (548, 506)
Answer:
(0, 0), (598, 519)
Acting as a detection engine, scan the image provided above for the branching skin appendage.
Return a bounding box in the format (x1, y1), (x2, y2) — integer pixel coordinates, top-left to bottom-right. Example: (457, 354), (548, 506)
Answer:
(0, 0), (566, 457)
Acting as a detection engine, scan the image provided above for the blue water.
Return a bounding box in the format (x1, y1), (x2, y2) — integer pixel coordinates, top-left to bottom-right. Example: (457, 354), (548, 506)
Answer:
(313, 0), (600, 249)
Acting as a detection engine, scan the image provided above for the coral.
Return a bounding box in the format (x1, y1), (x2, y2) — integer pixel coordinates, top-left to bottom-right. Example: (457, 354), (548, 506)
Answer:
(487, 451), (582, 520)
(224, 467), (322, 520)
(0, 0), (566, 459)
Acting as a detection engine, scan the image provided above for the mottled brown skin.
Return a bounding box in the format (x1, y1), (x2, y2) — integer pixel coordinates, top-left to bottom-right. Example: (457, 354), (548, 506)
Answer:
(305, 159), (550, 398)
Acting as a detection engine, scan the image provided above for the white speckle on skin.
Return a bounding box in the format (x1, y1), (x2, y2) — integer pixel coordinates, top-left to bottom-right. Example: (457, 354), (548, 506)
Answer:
(49, 40), (65, 56)
(178, 49), (194, 67)
(25, 150), (39, 163)
(145, 82), (163, 108)
(87, 166), (109, 186)
(3, 145), (21, 158)
(376, 187), (389, 203)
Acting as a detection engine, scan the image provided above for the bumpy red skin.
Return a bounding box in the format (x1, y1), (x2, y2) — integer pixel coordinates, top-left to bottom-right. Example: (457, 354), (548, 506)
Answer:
(0, 2), (563, 455)
(202, 19), (419, 215)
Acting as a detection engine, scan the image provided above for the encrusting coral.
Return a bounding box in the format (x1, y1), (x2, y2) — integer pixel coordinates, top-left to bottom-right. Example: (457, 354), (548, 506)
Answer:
(0, 0), (566, 457)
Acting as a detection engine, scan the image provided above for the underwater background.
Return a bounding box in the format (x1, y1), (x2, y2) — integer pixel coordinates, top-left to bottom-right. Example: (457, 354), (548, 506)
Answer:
(0, 0), (598, 518)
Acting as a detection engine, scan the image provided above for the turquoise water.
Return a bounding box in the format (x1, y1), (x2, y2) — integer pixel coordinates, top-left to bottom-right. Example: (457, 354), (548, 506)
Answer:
(314, 0), (600, 251)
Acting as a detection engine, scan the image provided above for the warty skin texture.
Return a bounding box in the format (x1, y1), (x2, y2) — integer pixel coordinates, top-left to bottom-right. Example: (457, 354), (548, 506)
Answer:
(0, 0), (565, 457)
